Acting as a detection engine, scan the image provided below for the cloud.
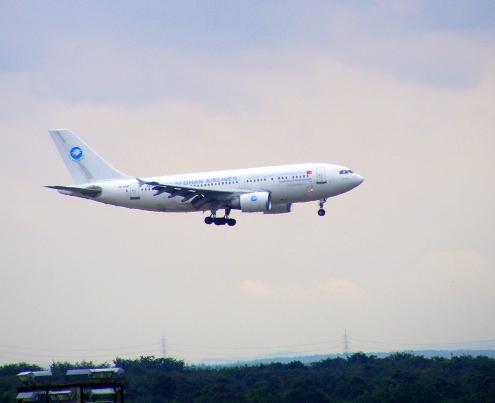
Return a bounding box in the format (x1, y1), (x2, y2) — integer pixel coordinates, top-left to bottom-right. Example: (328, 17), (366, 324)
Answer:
(0, 1), (494, 364)
(240, 278), (363, 300)
(313, 279), (364, 298)
(240, 280), (275, 300)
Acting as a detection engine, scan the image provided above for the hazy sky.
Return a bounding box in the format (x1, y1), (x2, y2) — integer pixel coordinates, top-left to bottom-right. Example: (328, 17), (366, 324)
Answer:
(1, 1), (494, 365)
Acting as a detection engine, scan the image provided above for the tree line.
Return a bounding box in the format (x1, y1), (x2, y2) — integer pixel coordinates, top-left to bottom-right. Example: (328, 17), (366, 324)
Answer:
(1, 353), (495, 402)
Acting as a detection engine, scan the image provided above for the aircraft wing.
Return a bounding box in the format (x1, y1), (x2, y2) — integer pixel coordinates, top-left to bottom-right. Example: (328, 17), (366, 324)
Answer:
(137, 178), (243, 210)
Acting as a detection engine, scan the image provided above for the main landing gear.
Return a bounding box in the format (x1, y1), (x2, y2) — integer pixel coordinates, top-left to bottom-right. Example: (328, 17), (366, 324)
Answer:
(204, 208), (237, 226)
(317, 199), (326, 217)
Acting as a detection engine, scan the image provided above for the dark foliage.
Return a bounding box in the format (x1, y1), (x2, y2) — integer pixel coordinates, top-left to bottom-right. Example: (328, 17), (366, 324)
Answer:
(0, 362), (43, 403)
(1, 354), (495, 402)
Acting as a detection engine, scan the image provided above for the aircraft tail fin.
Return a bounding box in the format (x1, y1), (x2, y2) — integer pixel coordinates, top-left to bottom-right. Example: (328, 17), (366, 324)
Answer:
(49, 129), (130, 184)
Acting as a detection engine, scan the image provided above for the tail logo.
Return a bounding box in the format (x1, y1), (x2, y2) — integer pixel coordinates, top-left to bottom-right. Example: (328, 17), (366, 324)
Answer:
(70, 146), (84, 161)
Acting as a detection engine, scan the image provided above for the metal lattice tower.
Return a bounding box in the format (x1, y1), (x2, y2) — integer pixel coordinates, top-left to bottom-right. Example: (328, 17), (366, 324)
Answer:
(343, 329), (350, 357)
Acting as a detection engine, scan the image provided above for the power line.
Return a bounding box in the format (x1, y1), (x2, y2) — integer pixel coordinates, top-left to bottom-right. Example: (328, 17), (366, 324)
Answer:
(0, 339), (341, 353)
(351, 337), (495, 348)
(0, 343), (344, 363)
(0, 342), (160, 352)
(0, 349), (162, 359)
(0, 337), (493, 361)
(167, 339), (343, 351)
(168, 344), (343, 356)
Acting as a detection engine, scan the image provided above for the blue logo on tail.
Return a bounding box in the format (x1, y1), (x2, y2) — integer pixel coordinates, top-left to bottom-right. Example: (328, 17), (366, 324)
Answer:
(70, 146), (84, 161)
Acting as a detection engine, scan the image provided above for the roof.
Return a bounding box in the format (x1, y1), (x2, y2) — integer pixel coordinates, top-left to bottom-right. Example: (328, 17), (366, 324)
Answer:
(89, 388), (115, 396)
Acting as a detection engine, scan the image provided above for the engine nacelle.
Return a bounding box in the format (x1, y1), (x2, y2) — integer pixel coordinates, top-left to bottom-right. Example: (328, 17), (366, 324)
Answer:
(238, 192), (272, 212)
(264, 203), (292, 214)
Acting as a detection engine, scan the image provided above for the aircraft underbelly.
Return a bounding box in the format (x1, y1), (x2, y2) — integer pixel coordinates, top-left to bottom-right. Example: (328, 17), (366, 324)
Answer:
(149, 195), (195, 212)
(272, 184), (308, 204)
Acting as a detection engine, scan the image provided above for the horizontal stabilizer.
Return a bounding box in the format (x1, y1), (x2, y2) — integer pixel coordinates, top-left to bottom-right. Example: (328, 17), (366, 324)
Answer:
(45, 185), (102, 197)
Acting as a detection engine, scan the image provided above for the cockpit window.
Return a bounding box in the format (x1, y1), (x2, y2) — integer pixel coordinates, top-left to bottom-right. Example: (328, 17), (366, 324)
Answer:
(339, 169), (353, 175)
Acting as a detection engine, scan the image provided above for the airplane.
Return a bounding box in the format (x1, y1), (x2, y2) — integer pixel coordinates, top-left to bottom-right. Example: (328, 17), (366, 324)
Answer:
(46, 129), (364, 226)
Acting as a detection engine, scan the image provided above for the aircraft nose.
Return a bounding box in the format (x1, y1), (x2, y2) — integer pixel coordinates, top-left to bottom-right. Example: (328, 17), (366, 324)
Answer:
(355, 174), (364, 186)
(340, 170), (364, 191)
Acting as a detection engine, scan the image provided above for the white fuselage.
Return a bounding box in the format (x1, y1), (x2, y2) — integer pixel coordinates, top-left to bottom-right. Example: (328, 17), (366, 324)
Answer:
(67, 163), (363, 213)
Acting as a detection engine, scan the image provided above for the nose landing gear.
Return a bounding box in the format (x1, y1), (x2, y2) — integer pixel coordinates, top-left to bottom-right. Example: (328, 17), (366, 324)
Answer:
(317, 199), (326, 217)
(204, 208), (237, 226)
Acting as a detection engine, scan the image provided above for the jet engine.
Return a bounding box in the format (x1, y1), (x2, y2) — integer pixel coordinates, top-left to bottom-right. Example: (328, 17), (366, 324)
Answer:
(235, 192), (272, 212)
(264, 203), (292, 214)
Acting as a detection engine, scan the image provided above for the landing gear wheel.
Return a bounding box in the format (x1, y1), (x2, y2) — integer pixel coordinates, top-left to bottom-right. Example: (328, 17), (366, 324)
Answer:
(204, 216), (214, 224)
(227, 218), (237, 226)
(214, 217), (226, 225)
(317, 199), (327, 217)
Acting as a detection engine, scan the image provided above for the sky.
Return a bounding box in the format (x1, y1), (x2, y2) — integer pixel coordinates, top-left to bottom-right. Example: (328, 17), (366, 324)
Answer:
(0, 0), (494, 365)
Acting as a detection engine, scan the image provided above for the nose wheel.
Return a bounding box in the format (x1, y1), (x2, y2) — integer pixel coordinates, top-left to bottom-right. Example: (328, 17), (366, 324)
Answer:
(317, 199), (326, 217)
(204, 209), (237, 226)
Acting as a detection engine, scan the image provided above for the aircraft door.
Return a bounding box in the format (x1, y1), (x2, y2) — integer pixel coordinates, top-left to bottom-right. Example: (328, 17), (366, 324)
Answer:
(239, 175), (247, 188)
(316, 166), (327, 184)
(129, 183), (141, 200)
